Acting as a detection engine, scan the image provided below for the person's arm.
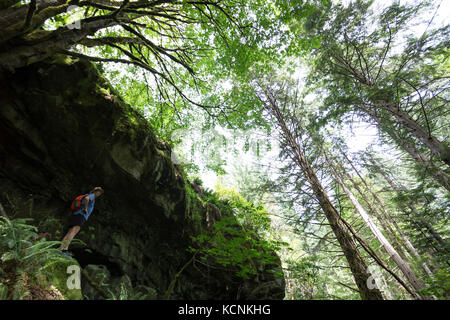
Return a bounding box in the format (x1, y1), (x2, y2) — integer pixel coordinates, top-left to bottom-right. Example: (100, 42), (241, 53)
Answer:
(83, 196), (90, 214)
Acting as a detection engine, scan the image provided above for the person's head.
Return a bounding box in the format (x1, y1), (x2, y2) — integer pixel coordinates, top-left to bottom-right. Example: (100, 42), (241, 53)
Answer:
(90, 187), (104, 198)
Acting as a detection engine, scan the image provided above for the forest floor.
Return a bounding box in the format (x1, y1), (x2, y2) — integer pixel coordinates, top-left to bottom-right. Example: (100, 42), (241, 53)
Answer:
(1, 260), (64, 300)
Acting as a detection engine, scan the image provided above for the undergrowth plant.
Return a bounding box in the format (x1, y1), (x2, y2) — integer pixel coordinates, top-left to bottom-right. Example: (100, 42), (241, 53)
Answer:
(190, 188), (289, 279)
(0, 217), (78, 299)
(108, 283), (157, 300)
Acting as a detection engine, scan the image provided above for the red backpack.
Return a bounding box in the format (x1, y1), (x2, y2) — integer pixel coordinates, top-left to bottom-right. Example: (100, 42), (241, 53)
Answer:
(70, 194), (88, 212)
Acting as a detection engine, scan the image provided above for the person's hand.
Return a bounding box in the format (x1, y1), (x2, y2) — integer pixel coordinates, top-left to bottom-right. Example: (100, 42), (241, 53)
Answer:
(83, 208), (88, 214)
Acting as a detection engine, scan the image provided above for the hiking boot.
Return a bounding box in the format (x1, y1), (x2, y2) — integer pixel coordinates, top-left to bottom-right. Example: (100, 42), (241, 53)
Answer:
(60, 250), (71, 258)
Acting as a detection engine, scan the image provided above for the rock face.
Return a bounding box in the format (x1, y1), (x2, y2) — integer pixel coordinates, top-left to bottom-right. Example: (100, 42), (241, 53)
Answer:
(0, 55), (285, 299)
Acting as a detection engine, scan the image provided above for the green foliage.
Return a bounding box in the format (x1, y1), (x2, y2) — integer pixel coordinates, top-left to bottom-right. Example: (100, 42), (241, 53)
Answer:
(0, 217), (80, 299)
(36, 217), (64, 240)
(6, 0), (449, 301)
(215, 187), (272, 233)
(284, 256), (325, 299)
(108, 283), (157, 300)
(91, 0), (322, 142)
(0, 283), (7, 300)
(190, 189), (288, 279)
(419, 268), (450, 299)
(192, 176), (204, 187)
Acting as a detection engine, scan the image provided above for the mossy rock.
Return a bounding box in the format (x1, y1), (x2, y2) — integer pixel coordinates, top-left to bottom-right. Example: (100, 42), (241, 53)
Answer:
(0, 54), (286, 300)
(45, 258), (83, 300)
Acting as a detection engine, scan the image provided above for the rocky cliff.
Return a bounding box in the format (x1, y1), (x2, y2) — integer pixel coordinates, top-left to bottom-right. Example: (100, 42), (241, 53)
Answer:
(0, 55), (285, 299)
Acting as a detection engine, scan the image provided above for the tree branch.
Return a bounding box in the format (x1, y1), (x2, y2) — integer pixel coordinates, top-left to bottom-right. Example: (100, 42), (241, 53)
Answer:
(24, 0), (36, 28)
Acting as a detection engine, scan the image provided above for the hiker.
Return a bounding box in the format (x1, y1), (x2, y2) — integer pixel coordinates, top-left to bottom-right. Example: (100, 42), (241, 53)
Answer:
(60, 187), (104, 256)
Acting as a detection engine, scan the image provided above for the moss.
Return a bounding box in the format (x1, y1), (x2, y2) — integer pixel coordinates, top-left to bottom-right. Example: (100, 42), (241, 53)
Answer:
(0, 55), (285, 299)
(45, 258), (83, 300)
(50, 54), (78, 66)
(182, 178), (206, 231)
(97, 87), (110, 97)
(23, 30), (53, 42)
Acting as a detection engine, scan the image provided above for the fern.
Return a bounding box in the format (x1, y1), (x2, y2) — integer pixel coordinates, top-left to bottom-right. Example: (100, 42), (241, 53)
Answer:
(108, 283), (157, 300)
(0, 216), (81, 299)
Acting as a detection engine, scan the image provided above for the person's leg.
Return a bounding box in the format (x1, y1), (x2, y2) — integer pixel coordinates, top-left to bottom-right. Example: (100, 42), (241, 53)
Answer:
(60, 226), (81, 250)
(62, 226), (80, 250)
(59, 232), (69, 250)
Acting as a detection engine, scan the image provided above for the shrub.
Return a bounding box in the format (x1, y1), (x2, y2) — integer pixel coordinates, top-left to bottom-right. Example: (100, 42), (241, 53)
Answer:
(0, 217), (79, 299)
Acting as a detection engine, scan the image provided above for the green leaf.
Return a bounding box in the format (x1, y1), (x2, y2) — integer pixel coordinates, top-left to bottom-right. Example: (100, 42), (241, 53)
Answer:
(1, 251), (14, 263)
(7, 239), (15, 249)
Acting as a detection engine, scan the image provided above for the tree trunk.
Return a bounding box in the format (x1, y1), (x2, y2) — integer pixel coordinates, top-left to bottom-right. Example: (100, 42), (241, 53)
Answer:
(332, 53), (449, 167)
(381, 101), (450, 167)
(371, 161), (449, 253)
(0, 202), (9, 219)
(336, 161), (411, 262)
(326, 157), (428, 299)
(339, 150), (434, 277)
(263, 93), (384, 300)
(0, 18), (117, 71)
(380, 272), (393, 300)
(365, 107), (450, 192)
